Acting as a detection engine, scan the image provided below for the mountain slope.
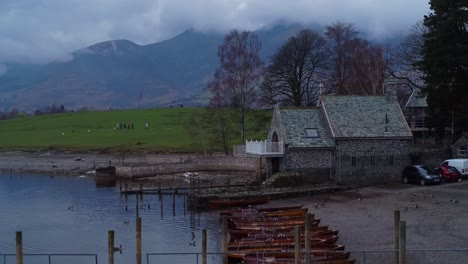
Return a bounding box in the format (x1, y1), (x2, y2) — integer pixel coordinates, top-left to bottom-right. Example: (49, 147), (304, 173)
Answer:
(0, 24), (307, 111)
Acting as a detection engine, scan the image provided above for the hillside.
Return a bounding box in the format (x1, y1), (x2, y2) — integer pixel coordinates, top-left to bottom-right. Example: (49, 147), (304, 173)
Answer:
(0, 24), (305, 112)
(0, 108), (271, 152)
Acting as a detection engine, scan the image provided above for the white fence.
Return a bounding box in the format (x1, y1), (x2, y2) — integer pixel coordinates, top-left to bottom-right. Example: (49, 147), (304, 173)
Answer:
(245, 140), (284, 155)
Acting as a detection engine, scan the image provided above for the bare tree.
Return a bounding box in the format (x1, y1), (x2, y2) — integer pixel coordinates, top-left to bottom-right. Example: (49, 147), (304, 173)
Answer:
(324, 21), (359, 95)
(207, 79), (233, 155)
(385, 21), (427, 91)
(346, 39), (386, 95)
(260, 29), (327, 107)
(208, 30), (264, 142)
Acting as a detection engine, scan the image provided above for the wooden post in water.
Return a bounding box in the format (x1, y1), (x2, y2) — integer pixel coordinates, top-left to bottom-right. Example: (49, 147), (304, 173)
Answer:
(16, 231), (23, 264)
(159, 193), (164, 218)
(294, 225), (300, 264)
(221, 215), (228, 264)
(399, 221), (406, 264)
(172, 192), (176, 217)
(136, 195), (140, 217)
(202, 229), (207, 264)
(394, 210), (400, 264)
(136, 217), (142, 264)
(108, 230), (115, 264)
(139, 183), (143, 201)
(304, 213), (312, 263)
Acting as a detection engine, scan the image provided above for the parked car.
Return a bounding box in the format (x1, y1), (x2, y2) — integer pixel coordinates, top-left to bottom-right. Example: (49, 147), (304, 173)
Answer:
(434, 165), (461, 183)
(402, 165), (442, 186)
(441, 159), (468, 178)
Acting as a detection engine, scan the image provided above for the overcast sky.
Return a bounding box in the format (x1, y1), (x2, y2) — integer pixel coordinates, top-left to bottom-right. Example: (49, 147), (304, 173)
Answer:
(0, 0), (430, 66)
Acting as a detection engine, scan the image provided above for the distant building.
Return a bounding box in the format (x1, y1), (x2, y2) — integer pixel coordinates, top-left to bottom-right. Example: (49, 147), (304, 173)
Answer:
(452, 132), (468, 158)
(246, 81), (413, 185)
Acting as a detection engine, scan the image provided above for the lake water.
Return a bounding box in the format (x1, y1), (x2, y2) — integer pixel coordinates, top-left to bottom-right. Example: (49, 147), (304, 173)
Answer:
(0, 173), (223, 264)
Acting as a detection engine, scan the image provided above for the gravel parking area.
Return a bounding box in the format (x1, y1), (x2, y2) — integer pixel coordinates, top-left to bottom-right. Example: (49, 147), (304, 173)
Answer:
(269, 180), (468, 263)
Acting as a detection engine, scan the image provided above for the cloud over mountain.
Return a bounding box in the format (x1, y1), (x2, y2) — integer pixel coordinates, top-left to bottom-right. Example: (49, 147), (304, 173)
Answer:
(0, 0), (429, 65)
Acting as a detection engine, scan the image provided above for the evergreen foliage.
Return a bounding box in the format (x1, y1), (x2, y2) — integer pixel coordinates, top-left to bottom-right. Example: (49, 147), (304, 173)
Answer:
(419, 0), (468, 135)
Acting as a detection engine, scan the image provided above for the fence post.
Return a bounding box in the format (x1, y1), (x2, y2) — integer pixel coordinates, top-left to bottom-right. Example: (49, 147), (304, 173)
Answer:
(136, 217), (142, 264)
(202, 229), (207, 264)
(221, 215), (228, 264)
(399, 221), (406, 264)
(108, 230), (114, 264)
(394, 210), (400, 264)
(294, 225), (300, 264)
(305, 213), (311, 264)
(16, 231), (23, 264)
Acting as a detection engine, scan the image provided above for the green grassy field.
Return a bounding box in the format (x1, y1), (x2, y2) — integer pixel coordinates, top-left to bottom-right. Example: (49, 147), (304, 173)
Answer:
(0, 108), (271, 152)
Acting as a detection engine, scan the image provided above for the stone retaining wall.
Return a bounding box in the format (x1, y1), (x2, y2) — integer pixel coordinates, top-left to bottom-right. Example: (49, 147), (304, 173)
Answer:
(116, 156), (261, 178)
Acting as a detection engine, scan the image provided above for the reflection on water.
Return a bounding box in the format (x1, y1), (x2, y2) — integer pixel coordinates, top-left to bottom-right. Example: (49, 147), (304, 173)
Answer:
(0, 174), (222, 264)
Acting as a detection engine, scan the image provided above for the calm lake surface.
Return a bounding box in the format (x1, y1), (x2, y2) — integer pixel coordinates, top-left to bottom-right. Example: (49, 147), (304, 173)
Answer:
(0, 174), (222, 264)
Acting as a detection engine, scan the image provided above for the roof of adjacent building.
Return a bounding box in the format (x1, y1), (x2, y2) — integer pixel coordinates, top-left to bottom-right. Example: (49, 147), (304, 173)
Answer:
(405, 89), (428, 108)
(320, 95), (413, 138)
(279, 108), (335, 148)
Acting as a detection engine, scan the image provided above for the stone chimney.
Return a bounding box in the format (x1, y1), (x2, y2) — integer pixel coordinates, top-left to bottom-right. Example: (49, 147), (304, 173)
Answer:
(384, 76), (398, 102)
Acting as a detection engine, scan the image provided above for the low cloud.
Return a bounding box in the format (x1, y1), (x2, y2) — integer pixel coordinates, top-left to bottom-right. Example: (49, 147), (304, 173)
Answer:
(0, 0), (430, 65)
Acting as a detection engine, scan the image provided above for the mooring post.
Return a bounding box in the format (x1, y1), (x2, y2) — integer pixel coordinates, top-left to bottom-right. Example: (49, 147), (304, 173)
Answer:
(399, 221), (406, 264)
(221, 215), (228, 264)
(108, 230), (114, 264)
(305, 213), (312, 263)
(158, 182), (161, 194)
(16, 231), (23, 264)
(202, 229), (207, 264)
(136, 217), (142, 264)
(159, 193), (164, 218)
(294, 225), (300, 264)
(394, 210), (400, 264)
(172, 192), (176, 217)
(136, 195), (140, 217)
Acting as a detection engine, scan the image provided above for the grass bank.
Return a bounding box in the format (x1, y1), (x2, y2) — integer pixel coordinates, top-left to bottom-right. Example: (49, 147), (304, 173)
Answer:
(0, 108), (270, 152)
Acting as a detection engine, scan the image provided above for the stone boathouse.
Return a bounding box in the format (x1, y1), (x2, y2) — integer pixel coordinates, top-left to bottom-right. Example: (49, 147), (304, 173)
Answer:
(246, 85), (413, 185)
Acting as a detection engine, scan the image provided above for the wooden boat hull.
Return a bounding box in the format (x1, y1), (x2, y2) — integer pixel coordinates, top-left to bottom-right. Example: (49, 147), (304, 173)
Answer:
(209, 196), (270, 209)
(228, 236), (339, 250)
(243, 251), (351, 264)
(228, 225), (329, 241)
(221, 205), (303, 216)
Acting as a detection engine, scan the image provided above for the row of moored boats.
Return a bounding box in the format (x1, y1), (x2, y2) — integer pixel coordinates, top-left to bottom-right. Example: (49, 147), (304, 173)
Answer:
(220, 205), (355, 264)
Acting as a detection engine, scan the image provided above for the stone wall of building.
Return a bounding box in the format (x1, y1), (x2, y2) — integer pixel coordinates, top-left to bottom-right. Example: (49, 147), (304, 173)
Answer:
(336, 139), (412, 184)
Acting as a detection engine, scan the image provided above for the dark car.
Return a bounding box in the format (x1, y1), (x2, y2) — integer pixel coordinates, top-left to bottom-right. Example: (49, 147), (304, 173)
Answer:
(402, 165), (442, 186)
(434, 165), (461, 183)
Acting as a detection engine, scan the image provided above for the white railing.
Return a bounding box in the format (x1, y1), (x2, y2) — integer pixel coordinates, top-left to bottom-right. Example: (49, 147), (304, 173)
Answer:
(245, 140), (284, 155)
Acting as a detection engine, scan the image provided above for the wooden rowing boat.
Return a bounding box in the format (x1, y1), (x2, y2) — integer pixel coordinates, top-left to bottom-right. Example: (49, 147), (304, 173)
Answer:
(228, 236), (339, 250)
(221, 205), (304, 215)
(238, 229), (339, 241)
(234, 219), (320, 231)
(209, 196), (270, 209)
(243, 251), (351, 264)
(228, 225), (330, 241)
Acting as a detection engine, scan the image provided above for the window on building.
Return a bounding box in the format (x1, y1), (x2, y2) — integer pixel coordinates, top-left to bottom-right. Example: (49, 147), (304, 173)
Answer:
(389, 156), (394, 165)
(459, 146), (467, 156)
(305, 128), (319, 138)
(370, 156), (375, 166)
(351, 156), (356, 166)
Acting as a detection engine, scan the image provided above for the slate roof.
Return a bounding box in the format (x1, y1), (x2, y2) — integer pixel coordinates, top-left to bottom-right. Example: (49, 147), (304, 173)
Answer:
(279, 108), (335, 148)
(321, 95), (413, 138)
(405, 89), (428, 108)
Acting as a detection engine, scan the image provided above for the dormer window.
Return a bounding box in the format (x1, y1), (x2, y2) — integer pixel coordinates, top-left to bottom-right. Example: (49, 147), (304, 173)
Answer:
(305, 128), (319, 138)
